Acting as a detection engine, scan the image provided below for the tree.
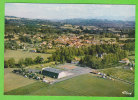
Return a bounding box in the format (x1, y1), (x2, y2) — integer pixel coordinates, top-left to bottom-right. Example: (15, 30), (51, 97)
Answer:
(34, 56), (44, 64)
(18, 58), (24, 67)
(8, 58), (15, 68)
(47, 56), (53, 62)
(24, 58), (33, 66)
(116, 37), (119, 42)
(4, 60), (9, 68)
(123, 43), (135, 51)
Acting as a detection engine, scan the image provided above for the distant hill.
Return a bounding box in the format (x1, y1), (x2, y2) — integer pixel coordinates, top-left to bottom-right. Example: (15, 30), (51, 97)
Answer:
(57, 18), (135, 28)
(5, 16), (135, 28)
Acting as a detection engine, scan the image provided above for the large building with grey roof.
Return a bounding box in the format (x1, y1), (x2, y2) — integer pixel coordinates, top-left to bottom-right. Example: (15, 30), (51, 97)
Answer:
(42, 67), (72, 79)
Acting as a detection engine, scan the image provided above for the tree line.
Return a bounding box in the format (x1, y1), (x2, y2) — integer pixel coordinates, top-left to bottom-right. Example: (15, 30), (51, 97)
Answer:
(48, 44), (129, 69)
(4, 56), (44, 68)
(79, 50), (128, 69)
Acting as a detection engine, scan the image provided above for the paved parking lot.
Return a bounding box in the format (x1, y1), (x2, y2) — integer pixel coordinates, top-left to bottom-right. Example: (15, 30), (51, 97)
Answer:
(51, 63), (93, 84)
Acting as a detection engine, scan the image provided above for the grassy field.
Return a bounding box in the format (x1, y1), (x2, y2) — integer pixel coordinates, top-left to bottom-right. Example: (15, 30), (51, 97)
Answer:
(4, 68), (36, 92)
(26, 61), (56, 70)
(4, 50), (52, 62)
(100, 67), (134, 83)
(128, 51), (135, 61)
(46, 49), (56, 53)
(5, 74), (134, 96)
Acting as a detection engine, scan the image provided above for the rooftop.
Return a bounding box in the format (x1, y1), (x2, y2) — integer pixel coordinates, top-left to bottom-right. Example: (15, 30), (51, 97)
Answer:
(42, 67), (62, 73)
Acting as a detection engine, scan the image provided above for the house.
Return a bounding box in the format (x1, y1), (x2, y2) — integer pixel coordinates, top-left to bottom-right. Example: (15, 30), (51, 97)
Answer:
(96, 53), (106, 58)
(130, 67), (133, 71)
(42, 67), (72, 79)
(90, 70), (99, 74)
(121, 35), (128, 38)
(119, 58), (130, 64)
(71, 57), (80, 64)
(29, 49), (36, 53)
(71, 60), (79, 64)
(96, 53), (102, 58)
(42, 41), (47, 45)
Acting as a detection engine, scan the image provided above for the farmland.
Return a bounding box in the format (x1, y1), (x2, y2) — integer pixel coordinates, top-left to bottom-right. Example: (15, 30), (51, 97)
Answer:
(4, 68), (36, 92)
(5, 74), (133, 96)
(4, 50), (52, 62)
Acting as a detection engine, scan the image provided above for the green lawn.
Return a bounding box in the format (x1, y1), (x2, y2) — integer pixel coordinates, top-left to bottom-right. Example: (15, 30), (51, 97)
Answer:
(4, 50), (52, 62)
(5, 74), (134, 97)
(100, 67), (134, 83)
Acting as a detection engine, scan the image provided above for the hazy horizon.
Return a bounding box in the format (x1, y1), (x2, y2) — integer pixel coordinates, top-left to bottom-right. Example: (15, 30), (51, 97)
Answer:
(5, 3), (135, 21)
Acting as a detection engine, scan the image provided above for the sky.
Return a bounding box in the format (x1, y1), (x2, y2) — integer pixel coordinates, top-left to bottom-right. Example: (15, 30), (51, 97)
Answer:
(5, 3), (135, 20)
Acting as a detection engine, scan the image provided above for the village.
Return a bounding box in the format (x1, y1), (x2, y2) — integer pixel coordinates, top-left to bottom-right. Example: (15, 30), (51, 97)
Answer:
(4, 28), (130, 52)
(4, 16), (135, 96)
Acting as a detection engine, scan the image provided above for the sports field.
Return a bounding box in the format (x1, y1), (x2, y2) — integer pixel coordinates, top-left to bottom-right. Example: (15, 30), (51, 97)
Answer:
(5, 73), (134, 96)
(4, 50), (52, 62)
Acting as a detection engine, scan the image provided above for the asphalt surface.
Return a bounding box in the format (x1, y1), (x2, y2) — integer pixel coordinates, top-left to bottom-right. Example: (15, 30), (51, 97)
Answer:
(51, 64), (93, 84)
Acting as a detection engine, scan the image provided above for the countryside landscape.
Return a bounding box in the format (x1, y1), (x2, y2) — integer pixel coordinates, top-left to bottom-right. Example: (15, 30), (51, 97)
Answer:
(4, 4), (135, 96)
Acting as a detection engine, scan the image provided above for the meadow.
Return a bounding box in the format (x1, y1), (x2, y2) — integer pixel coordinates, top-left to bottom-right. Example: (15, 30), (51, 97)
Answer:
(5, 73), (134, 96)
(4, 68), (36, 92)
(100, 67), (134, 83)
(4, 50), (52, 62)
(26, 61), (56, 69)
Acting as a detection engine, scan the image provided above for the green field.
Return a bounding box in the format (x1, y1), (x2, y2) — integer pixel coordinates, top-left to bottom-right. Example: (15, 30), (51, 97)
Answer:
(100, 67), (134, 83)
(4, 50), (52, 62)
(46, 49), (56, 53)
(26, 61), (56, 69)
(4, 68), (36, 92)
(5, 73), (134, 96)
(128, 51), (135, 61)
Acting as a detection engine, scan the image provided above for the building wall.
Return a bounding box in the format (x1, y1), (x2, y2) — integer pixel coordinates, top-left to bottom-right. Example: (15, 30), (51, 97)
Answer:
(42, 70), (59, 78)
(42, 70), (72, 79)
(58, 72), (69, 79)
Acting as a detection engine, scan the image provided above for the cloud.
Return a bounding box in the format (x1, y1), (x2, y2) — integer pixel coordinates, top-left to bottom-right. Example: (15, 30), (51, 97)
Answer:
(5, 3), (135, 20)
